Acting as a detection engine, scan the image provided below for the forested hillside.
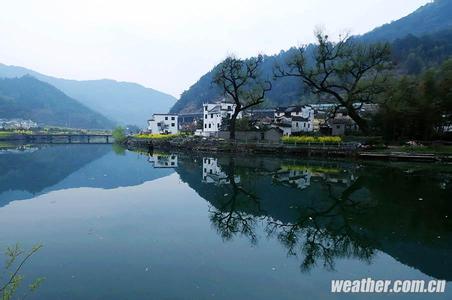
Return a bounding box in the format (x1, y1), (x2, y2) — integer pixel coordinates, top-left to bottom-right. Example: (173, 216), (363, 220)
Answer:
(360, 0), (452, 42)
(0, 76), (115, 129)
(170, 0), (452, 114)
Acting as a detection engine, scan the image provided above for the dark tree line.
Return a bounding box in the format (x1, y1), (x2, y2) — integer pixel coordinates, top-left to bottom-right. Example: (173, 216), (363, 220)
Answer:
(374, 58), (452, 140)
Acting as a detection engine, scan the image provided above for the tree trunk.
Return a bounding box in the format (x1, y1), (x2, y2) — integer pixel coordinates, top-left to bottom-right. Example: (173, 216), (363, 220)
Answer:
(346, 107), (369, 135)
(229, 106), (241, 140)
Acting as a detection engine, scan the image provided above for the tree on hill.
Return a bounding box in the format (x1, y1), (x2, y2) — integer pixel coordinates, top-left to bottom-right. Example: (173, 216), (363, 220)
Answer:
(213, 55), (272, 139)
(274, 31), (392, 134)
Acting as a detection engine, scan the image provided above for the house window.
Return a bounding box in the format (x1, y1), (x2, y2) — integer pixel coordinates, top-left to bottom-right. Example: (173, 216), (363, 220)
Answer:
(171, 116), (175, 120)
(165, 116), (168, 120)
(205, 106), (207, 111)
(228, 105), (231, 110)
(171, 162), (175, 166)
(296, 122), (298, 127)
(208, 124), (211, 128)
(336, 125), (341, 129)
(227, 113), (231, 118)
(171, 123), (175, 127)
(304, 123), (306, 128)
(217, 123), (219, 127)
(205, 114), (207, 119)
(308, 124), (310, 128)
(205, 124), (207, 129)
(211, 114), (213, 118)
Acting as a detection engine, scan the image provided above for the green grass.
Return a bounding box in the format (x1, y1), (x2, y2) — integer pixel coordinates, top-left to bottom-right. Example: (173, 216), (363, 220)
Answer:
(0, 131), (12, 137)
(399, 145), (452, 154)
(0, 130), (33, 137)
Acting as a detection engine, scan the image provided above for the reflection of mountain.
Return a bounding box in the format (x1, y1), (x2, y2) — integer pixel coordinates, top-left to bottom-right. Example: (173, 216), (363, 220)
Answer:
(175, 153), (452, 280)
(0, 145), (174, 207)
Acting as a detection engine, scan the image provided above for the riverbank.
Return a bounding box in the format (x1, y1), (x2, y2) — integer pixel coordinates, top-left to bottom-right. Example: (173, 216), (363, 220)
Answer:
(125, 136), (452, 163)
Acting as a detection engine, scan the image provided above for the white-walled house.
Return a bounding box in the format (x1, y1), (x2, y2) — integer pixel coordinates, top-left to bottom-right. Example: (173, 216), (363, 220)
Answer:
(202, 100), (242, 136)
(274, 105), (314, 135)
(147, 114), (179, 134)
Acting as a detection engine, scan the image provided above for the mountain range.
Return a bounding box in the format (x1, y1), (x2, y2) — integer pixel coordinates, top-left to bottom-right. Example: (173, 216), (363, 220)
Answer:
(0, 76), (114, 129)
(170, 0), (452, 114)
(0, 63), (176, 127)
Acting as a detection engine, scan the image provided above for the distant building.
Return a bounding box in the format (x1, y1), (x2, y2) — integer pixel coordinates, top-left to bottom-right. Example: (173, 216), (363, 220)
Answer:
(147, 114), (179, 134)
(274, 105), (314, 135)
(202, 99), (242, 136)
(329, 115), (358, 136)
(0, 119), (37, 130)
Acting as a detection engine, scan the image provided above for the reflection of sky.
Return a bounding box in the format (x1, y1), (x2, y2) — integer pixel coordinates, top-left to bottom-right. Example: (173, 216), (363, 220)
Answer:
(0, 147), (173, 207)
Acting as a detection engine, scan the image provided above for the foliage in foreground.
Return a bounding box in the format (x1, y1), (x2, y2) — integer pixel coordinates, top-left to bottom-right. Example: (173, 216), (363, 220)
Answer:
(282, 135), (342, 144)
(1, 244), (44, 300)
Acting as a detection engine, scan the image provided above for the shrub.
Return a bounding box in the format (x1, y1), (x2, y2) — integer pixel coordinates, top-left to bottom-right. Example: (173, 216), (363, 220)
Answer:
(112, 126), (126, 143)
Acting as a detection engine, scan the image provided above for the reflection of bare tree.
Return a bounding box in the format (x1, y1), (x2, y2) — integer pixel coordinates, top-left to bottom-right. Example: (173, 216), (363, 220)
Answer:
(208, 159), (376, 273)
(266, 176), (375, 272)
(208, 158), (263, 245)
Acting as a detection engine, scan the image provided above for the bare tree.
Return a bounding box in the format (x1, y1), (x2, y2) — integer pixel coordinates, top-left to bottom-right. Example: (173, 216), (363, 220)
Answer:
(274, 31), (391, 134)
(213, 55), (272, 140)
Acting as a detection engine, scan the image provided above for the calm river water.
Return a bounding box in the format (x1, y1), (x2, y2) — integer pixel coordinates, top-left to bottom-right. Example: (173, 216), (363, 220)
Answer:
(0, 144), (451, 299)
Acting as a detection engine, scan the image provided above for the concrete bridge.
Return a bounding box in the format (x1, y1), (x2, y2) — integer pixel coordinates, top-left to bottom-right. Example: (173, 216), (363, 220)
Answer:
(25, 134), (113, 144)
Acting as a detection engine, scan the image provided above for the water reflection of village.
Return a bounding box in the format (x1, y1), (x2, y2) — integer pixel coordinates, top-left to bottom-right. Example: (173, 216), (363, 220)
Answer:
(148, 153), (178, 168)
(0, 144), (39, 154)
(200, 156), (354, 191)
(170, 153), (452, 280)
(202, 157), (240, 185)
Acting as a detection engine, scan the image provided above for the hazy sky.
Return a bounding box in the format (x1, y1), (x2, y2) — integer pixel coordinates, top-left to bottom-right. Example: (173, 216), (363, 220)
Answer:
(0, 0), (430, 97)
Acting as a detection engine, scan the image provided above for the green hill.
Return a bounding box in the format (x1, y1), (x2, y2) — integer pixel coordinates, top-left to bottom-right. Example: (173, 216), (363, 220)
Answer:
(0, 76), (115, 129)
(360, 0), (452, 42)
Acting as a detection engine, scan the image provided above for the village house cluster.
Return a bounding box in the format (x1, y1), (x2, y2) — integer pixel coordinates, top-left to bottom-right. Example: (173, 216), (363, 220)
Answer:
(0, 118), (38, 130)
(147, 98), (377, 138)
